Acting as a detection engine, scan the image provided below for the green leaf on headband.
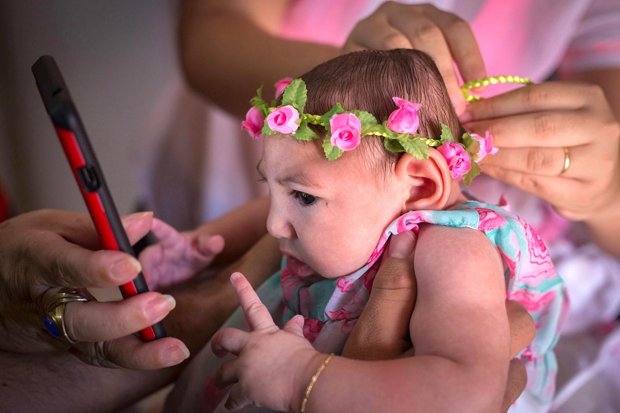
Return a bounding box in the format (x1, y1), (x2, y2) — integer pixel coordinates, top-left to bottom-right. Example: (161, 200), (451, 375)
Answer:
(461, 132), (480, 157)
(282, 78), (307, 113)
(384, 138), (405, 153)
(400, 137), (429, 159)
(251, 87), (269, 115)
(322, 136), (344, 160)
(320, 103), (345, 126)
(440, 123), (455, 143)
(295, 122), (319, 141)
(462, 162), (481, 186)
(261, 122), (277, 136)
(355, 111), (378, 134)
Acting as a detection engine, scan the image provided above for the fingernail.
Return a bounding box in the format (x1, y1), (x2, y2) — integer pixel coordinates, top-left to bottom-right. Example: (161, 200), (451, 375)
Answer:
(110, 256), (141, 281)
(124, 211), (153, 224)
(459, 110), (472, 123)
(149, 294), (176, 319)
(387, 232), (416, 259)
(164, 344), (190, 366)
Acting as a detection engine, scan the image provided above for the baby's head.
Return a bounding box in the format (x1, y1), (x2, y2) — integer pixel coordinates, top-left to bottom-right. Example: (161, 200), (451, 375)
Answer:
(248, 49), (484, 278)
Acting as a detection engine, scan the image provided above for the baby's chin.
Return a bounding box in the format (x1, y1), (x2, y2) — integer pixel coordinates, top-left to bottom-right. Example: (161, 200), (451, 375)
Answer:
(286, 254), (363, 279)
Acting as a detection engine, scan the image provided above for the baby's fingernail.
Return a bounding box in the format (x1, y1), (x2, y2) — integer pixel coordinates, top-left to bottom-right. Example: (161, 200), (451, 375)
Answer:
(110, 256), (141, 281)
(387, 232), (416, 259)
(164, 344), (190, 366)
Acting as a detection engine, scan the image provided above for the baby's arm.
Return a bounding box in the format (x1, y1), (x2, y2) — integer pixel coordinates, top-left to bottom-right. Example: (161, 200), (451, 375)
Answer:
(213, 226), (510, 412)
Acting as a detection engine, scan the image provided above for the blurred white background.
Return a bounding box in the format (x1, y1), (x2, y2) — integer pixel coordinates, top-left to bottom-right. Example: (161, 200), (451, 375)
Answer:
(0, 0), (177, 215)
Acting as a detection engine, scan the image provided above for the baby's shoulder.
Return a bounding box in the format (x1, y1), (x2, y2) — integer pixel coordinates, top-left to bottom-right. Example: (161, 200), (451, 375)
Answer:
(415, 224), (502, 281)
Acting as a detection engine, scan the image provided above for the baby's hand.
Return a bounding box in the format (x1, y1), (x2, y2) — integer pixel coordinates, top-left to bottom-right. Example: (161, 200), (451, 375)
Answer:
(139, 218), (224, 289)
(211, 272), (324, 412)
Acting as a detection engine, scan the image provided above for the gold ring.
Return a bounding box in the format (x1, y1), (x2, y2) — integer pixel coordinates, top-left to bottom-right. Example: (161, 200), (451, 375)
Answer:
(41, 287), (88, 344)
(560, 147), (571, 175)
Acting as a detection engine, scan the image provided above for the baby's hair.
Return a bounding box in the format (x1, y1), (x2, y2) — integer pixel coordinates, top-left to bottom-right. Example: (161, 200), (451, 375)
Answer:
(300, 49), (463, 171)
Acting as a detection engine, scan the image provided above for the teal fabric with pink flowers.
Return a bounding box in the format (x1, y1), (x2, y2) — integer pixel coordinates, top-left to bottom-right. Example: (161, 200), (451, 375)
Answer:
(279, 199), (568, 412)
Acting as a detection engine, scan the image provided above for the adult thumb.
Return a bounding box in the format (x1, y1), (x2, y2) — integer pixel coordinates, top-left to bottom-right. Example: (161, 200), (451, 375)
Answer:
(343, 231), (417, 359)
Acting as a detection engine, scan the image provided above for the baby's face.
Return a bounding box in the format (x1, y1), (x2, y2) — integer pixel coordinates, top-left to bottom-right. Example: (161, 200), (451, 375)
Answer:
(260, 135), (408, 278)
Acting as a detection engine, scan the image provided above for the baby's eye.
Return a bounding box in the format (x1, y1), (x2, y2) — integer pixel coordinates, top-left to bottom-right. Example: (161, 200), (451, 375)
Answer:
(291, 190), (317, 206)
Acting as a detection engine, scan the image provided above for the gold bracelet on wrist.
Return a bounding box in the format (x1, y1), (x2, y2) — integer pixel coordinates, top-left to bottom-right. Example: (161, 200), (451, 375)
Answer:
(300, 353), (334, 413)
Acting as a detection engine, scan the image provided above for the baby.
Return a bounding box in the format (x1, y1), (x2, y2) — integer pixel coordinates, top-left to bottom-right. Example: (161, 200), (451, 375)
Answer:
(168, 49), (567, 412)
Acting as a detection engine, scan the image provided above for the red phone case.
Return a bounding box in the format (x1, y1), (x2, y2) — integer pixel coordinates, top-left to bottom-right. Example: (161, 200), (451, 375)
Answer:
(32, 55), (166, 341)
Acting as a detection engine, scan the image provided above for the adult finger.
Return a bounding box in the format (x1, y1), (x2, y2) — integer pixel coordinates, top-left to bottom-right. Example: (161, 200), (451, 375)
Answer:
(505, 300), (535, 358)
(461, 82), (602, 122)
(343, 231), (417, 359)
(422, 4), (486, 82)
(387, 10), (464, 112)
(211, 328), (250, 357)
(63, 292), (175, 342)
(465, 110), (597, 149)
(230, 272), (276, 331)
(121, 212), (154, 245)
(480, 165), (590, 219)
(36, 243), (141, 289)
(481, 145), (590, 178)
(82, 335), (189, 370)
(502, 359), (528, 412)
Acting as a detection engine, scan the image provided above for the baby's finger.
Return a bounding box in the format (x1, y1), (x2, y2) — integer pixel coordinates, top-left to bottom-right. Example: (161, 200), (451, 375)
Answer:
(64, 292), (175, 342)
(283, 314), (305, 337)
(230, 272), (276, 331)
(225, 384), (252, 411)
(211, 327), (250, 357)
(149, 218), (181, 249)
(215, 359), (240, 388)
(194, 233), (225, 259)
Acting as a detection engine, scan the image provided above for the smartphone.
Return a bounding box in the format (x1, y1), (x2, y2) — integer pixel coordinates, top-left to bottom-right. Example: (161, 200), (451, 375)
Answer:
(32, 55), (166, 341)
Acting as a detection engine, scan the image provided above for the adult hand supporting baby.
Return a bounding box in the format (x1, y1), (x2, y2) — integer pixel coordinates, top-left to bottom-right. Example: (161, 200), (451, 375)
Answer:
(342, 231), (535, 412)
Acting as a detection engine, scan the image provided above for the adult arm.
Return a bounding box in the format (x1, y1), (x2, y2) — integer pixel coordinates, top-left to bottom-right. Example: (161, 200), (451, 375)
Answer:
(178, 0), (338, 116)
(179, 1), (490, 117)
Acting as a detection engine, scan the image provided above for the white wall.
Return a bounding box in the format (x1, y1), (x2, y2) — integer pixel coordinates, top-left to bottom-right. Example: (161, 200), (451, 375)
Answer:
(0, 0), (177, 215)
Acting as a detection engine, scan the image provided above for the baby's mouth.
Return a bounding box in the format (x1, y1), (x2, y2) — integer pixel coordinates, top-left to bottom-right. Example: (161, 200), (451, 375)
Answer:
(283, 254), (316, 277)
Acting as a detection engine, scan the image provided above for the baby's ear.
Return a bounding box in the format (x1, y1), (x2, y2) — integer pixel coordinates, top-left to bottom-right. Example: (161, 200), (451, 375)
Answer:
(395, 148), (453, 211)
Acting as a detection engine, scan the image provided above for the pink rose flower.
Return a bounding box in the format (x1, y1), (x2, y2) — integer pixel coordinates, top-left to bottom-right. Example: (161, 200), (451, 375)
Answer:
(329, 113), (361, 151)
(274, 77), (293, 99)
(266, 105), (300, 134)
(386, 97), (421, 134)
(241, 107), (264, 139)
(471, 131), (498, 161)
(437, 142), (472, 181)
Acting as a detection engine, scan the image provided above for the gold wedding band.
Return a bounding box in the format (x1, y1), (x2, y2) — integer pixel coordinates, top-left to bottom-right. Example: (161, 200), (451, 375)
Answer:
(560, 147), (571, 175)
(41, 287), (88, 344)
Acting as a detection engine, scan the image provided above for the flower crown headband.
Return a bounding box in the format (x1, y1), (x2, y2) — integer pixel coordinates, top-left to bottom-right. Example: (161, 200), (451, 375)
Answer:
(242, 75), (531, 185)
